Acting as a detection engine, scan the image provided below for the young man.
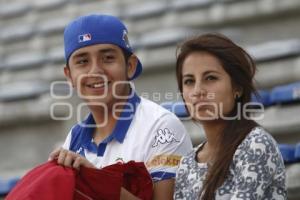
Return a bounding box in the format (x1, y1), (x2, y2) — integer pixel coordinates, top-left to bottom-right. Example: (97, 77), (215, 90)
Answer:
(49, 14), (192, 199)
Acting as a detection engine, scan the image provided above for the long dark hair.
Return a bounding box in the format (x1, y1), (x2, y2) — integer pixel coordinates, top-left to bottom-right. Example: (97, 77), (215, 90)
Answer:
(176, 33), (258, 200)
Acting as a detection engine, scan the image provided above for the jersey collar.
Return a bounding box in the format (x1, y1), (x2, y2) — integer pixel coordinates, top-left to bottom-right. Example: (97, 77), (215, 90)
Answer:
(80, 91), (141, 154)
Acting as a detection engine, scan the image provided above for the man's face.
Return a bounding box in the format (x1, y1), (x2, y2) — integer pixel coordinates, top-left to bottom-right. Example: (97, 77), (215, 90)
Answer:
(64, 44), (137, 107)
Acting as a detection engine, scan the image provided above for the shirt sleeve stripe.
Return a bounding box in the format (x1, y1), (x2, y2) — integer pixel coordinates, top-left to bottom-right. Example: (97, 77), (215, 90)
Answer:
(150, 171), (175, 182)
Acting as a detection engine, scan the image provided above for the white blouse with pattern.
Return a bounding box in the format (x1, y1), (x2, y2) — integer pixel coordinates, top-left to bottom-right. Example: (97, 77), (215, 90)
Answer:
(174, 127), (287, 200)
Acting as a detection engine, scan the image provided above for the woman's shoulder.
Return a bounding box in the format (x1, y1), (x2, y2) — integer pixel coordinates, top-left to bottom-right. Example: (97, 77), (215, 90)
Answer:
(233, 126), (282, 164)
(240, 126), (278, 149)
(228, 128), (287, 199)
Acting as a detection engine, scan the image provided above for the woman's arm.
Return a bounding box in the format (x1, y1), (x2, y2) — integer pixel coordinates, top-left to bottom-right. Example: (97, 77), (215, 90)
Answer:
(153, 179), (174, 200)
(120, 179), (174, 200)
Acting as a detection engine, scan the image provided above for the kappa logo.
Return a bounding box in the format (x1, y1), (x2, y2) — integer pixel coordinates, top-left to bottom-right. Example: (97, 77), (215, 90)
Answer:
(152, 128), (179, 147)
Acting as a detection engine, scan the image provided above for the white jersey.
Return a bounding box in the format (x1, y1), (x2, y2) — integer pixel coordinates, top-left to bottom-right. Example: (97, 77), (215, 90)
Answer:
(62, 93), (193, 182)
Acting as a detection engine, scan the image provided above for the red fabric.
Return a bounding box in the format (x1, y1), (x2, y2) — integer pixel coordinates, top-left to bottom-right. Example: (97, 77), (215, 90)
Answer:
(74, 165), (123, 200)
(6, 160), (153, 200)
(6, 161), (75, 200)
(102, 161), (153, 200)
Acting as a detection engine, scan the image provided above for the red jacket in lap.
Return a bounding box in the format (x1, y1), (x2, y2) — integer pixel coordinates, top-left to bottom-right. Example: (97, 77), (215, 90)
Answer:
(6, 160), (153, 200)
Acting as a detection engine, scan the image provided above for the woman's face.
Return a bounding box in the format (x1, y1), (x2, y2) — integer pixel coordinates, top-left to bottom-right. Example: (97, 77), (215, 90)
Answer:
(181, 51), (238, 121)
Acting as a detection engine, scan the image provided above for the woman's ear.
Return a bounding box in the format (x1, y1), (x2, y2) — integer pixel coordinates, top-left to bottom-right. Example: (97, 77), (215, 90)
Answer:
(126, 55), (138, 80)
(64, 66), (74, 88)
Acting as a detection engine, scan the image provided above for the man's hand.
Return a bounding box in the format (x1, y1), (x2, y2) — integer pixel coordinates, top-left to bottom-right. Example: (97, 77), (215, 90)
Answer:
(48, 147), (95, 170)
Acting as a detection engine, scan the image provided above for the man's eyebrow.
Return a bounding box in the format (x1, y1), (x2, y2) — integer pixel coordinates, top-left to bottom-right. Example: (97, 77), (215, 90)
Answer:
(72, 52), (88, 59)
(72, 48), (118, 58)
(98, 48), (117, 54)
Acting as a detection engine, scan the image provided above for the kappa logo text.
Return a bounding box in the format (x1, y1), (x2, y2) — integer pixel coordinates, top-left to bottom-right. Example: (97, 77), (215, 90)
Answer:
(152, 128), (179, 147)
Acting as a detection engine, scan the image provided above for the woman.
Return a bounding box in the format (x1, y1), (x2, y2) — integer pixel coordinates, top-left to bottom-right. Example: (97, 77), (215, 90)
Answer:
(174, 33), (287, 200)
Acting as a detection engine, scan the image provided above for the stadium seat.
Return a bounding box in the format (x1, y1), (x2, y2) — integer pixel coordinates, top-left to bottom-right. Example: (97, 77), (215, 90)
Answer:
(73, 0), (103, 4)
(251, 90), (272, 107)
(257, 101), (300, 135)
(247, 39), (300, 63)
(38, 18), (69, 35)
(217, 0), (253, 3)
(138, 28), (195, 49)
(0, 3), (31, 19)
(0, 81), (50, 102)
(33, 0), (68, 11)
(270, 82), (300, 104)
(3, 52), (46, 71)
(122, 1), (167, 20)
(0, 63), (5, 71)
(279, 144), (297, 164)
(0, 177), (19, 196)
(0, 25), (34, 43)
(171, 0), (212, 11)
(295, 143), (300, 161)
(47, 46), (65, 64)
(161, 102), (189, 118)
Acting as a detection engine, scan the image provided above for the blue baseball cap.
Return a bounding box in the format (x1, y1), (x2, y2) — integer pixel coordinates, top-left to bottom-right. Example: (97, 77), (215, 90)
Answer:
(64, 14), (142, 80)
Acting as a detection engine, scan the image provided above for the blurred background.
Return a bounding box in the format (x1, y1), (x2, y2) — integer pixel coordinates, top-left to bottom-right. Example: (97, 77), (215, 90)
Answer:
(0, 0), (300, 199)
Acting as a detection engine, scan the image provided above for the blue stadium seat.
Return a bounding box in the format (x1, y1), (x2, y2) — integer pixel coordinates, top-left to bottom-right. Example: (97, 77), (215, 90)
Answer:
(279, 144), (297, 163)
(0, 177), (19, 196)
(270, 82), (300, 104)
(161, 102), (189, 118)
(295, 143), (300, 161)
(251, 90), (272, 107)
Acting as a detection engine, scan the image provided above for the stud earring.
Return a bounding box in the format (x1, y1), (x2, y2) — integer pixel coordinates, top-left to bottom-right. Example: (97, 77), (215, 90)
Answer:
(235, 93), (241, 99)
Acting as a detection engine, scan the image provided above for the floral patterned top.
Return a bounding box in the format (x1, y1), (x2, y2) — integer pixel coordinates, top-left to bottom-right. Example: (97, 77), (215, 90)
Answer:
(174, 127), (287, 200)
